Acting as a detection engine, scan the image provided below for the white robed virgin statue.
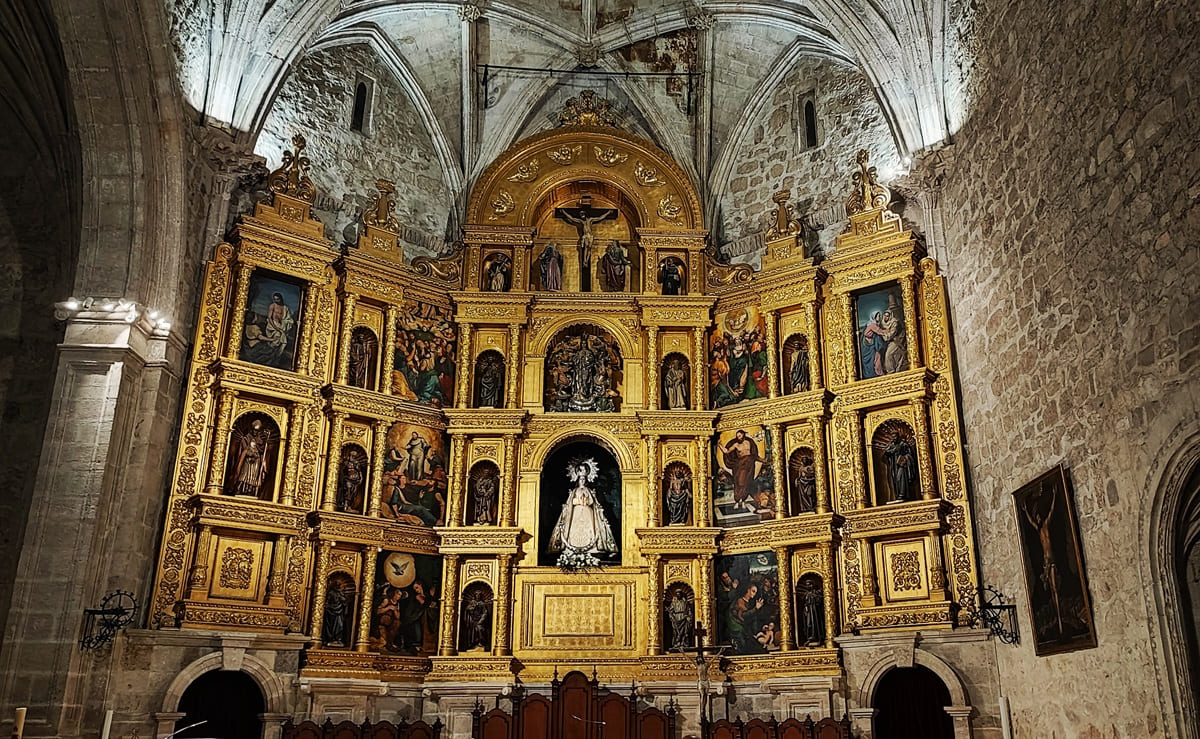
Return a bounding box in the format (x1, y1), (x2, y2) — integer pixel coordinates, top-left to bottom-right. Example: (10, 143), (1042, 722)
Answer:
(548, 457), (618, 567)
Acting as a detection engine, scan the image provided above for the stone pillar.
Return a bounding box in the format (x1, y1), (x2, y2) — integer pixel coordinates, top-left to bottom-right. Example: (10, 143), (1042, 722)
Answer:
(821, 541), (837, 647)
(355, 547), (379, 652)
(506, 323), (522, 408)
(501, 434), (517, 526)
(205, 389), (239, 494)
(697, 554), (714, 645)
(368, 420), (389, 517)
(775, 546), (795, 651)
(448, 433), (467, 526)
(764, 309), (780, 399)
(335, 292), (359, 384)
(439, 554), (461, 656)
(646, 326), (659, 409)
(812, 417), (831, 514)
(770, 424), (787, 519)
(697, 437), (712, 527)
(225, 263), (254, 358)
(322, 412), (347, 511)
(310, 541), (333, 645)
(691, 326), (707, 410)
(911, 398), (938, 499)
(901, 276), (921, 369)
(494, 553), (514, 656)
(805, 302), (824, 389)
(455, 322), (473, 408)
(280, 403), (306, 506)
(458, 3), (482, 177)
(186, 524), (214, 597)
(647, 554), (663, 655)
(381, 305), (398, 394)
(646, 435), (661, 526)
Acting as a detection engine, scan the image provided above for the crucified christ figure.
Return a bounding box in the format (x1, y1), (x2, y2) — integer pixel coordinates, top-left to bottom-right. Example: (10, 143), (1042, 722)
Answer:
(555, 203), (616, 291)
(1022, 485), (1062, 634)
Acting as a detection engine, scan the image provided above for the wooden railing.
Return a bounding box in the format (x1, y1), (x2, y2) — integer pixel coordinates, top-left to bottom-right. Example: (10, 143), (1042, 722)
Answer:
(280, 718), (443, 739)
(706, 715), (853, 739)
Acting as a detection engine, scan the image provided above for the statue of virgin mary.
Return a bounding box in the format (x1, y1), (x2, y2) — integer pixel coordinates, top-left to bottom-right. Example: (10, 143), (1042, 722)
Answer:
(547, 457), (618, 567)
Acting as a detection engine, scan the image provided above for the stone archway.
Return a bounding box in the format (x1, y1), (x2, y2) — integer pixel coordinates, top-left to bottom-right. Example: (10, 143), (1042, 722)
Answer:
(857, 649), (973, 739)
(158, 651), (290, 739)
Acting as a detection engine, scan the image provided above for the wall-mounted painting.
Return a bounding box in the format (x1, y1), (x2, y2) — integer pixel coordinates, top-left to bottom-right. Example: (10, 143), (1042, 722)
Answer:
(538, 439), (622, 569)
(369, 551), (442, 656)
(712, 426), (776, 527)
(380, 422), (448, 527)
(715, 551), (781, 655)
(709, 306), (769, 409)
(238, 271), (305, 371)
(854, 284), (908, 380)
(392, 299), (456, 407)
(1013, 465), (1097, 656)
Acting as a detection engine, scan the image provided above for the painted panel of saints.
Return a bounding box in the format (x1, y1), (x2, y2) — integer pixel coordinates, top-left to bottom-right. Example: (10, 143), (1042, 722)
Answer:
(712, 426), (776, 527)
(380, 422), (448, 526)
(369, 551), (442, 656)
(854, 284), (909, 380)
(715, 551), (781, 655)
(392, 299), (456, 407)
(708, 307), (769, 409)
(238, 271), (305, 372)
(538, 440), (622, 569)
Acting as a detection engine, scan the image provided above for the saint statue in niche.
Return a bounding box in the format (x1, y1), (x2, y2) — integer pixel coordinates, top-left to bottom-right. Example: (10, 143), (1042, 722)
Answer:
(663, 462), (693, 525)
(547, 457), (619, 569)
(227, 416), (279, 498)
(322, 573), (355, 647)
(785, 335), (811, 394)
(658, 257), (684, 295)
(484, 253), (511, 292)
(544, 328), (622, 413)
(788, 448), (817, 514)
(538, 242), (564, 292)
(458, 584), (493, 652)
(664, 585), (695, 651)
(795, 574), (825, 647)
(347, 327), (378, 390)
(662, 355), (689, 410)
(468, 464), (499, 525)
(600, 240), (630, 292)
(871, 420), (919, 503)
(336, 445), (368, 513)
(473, 352), (505, 408)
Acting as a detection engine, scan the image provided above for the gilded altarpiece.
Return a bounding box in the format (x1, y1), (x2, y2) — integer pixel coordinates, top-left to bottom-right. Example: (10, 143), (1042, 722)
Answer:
(149, 112), (979, 694)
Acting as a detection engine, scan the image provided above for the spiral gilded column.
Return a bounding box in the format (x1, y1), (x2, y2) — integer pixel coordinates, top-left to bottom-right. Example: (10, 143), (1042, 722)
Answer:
(692, 326), (707, 410)
(506, 323), (522, 408)
(764, 309), (779, 399)
(224, 263), (253, 358)
(647, 554), (663, 655)
(335, 293), (359, 384)
(439, 554), (461, 656)
(494, 553), (514, 656)
(309, 541), (333, 645)
(381, 305), (398, 395)
(355, 548), (379, 652)
(455, 323), (473, 408)
(205, 390), (239, 494)
(646, 326), (660, 410)
(322, 412), (347, 511)
(368, 420), (389, 516)
(501, 434), (517, 527)
(770, 424), (786, 519)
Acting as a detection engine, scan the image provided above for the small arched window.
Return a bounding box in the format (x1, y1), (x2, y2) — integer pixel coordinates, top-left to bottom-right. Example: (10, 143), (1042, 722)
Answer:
(803, 99), (818, 148)
(351, 81), (370, 133)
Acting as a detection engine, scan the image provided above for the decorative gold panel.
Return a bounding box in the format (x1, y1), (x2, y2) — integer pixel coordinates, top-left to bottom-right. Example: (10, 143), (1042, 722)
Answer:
(209, 535), (271, 601)
(879, 539), (928, 603)
(521, 580), (635, 651)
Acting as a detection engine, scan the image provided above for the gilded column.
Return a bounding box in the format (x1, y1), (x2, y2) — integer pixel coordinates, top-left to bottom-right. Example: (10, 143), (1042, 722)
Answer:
(775, 547), (795, 651)
(186, 525), (214, 597)
(859, 539), (878, 607)
(322, 412), (347, 511)
(901, 276), (921, 369)
(281, 403), (306, 506)
(697, 554), (714, 645)
(820, 541), (837, 648)
(812, 417), (831, 514)
(309, 541), (333, 644)
(646, 326), (659, 410)
(381, 305), (398, 395)
(335, 292), (359, 384)
(224, 263), (253, 358)
(647, 554), (663, 655)
(267, 534), (290, 606)
(297, 281), (323, 376)
(691, 326), (706, 411)
(770, 424), (787, 519)
(911, 399), (937, 499)
(439, 554), (461, 656)
(355, 547), (379, 652)
(368, 419), (389, 516)
(494, 553), (514, 656)
(506, 323), (522, 408)
(927, 531), (948, 599)
(805, 302), (824, 390)
(646, 435), (661, 526)
(697, 437), (712, 526)
(764, 309), (780, 399)
(501, 434), (517, 526)
(455, 322), (473, 408)
(205, 389), (239, 494)
(850, 410), (868, 509)
(448, 433), (467, 526)
(839, 292), (856, 385)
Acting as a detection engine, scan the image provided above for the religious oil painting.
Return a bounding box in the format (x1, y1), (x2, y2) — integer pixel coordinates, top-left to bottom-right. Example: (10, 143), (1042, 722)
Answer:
(1013, 465), (1097, 656)
(854, 284), (909, 380)
(709, 306), (769, 409)
(538, 439), (622, 569)
(715, 551), (781, 655)
(238, 271), (305, 371)
(392, 298), (456, 407)
(369, 551), (442, 656)
(380, 422), (448, 527)
(712, 426), (776, 528)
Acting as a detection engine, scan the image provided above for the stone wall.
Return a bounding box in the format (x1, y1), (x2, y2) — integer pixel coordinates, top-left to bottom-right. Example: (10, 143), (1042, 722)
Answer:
(257, 43), (455, 259)
(935, 0), (1200, 735)
(715, 55), (898, 264)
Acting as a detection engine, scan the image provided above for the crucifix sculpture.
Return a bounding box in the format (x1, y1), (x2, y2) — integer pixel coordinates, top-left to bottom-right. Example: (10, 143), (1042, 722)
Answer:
(555, 196), (617, 291)
(677, 622), (729, 728)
